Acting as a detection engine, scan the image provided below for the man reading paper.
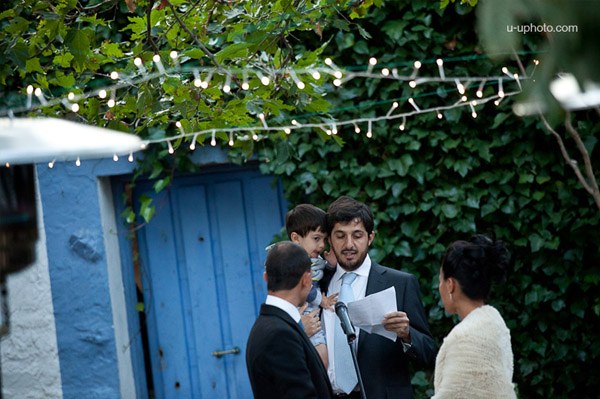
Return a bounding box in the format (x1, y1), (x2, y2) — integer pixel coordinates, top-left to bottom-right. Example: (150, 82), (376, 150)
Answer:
(322, 196), (437, 399)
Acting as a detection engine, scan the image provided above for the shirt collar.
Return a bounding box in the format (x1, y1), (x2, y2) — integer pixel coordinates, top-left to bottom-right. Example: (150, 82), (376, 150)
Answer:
(266, 295), (301, 323)
(334, 253), (372, 282)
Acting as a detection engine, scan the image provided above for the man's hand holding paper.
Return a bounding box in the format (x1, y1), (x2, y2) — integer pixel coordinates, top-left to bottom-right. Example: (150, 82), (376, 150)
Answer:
(346, 287), (399, 342)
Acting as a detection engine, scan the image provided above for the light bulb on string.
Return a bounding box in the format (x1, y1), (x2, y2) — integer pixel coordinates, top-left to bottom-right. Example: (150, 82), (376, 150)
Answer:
(128, 152), (134, 162)
(498, 78), (505, 98)
(153, 54), (166, 74)
(176, 120), (184, 133)
(284, 128), (291, 134)
(189, 134), (198, 150)
(353, 123), (361, 134)
(242, 71), (250, 90)
(291, 119), (301, 127)
(436, 110), (443, 119)
(75, 157), (81, 167)
(408, 97), (420, 112)
(410, 60), (422, 79)
(210, 130), (216, 146)
(110, 71), (119, 80)
(34, 88), (48, 105)
(258, 113), (268, 129)
(134, 57), (146, 74)
(399, 116), (406, 131)
(192, 69), (202, 87)
(386, 101), (399, 117)
(409, 80), (417, 88)
(321, 126), (332, 136)
(331, 123), (338, 135)
(366, 120), (373, 138)
(228, 132), (234, 146)
(311, 70), (321, 80)
(169, 50), (179, 68)
(107, 89), (116, 108)
(333, 79), (342, 87)
(167, 140), (174, 154)
(436, 59), (445, 80)
(222, 74), (232, 93)
(71, 103), (79, 113)
(256, 71), (270, 86)
(113, 154), (119, 162)
(469, 103), (478, 118)
(455, 79), (465, 95)
(513, 73), (522, 90)
(381, 68), (390, 77)
(67, 92), (75, 101)
(501, 67), (512, 79)
(289, 69), (305, 89)
(200, 71), (213, 89)
(26, 85), (34, 108)
(4, 163), (9, 168)
(98, 90), (107, 99)
(367, 57), (377, 73)
(48, 160), (55, 169)
(476, 80), (486, 98)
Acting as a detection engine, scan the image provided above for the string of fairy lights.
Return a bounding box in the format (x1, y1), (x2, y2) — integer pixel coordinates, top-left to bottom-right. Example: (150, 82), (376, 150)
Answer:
(0, 52), (538, 168)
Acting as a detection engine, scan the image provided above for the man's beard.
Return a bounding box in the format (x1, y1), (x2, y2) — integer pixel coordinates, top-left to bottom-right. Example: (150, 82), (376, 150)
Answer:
(333, 247), (368, 271)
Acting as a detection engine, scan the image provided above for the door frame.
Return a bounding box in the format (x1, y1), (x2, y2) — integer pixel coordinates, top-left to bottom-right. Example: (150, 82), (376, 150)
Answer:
(112, 162), (286, 398)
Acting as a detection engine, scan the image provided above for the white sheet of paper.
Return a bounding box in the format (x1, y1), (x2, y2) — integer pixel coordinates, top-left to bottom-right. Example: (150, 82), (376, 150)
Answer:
(347, 286), (398, 342)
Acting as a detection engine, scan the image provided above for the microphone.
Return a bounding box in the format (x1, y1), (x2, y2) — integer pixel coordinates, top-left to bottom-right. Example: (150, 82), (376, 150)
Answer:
(335, 301), (356, 340)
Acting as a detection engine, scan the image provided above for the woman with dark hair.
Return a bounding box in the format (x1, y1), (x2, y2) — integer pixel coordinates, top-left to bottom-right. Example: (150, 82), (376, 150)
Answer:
(432, 234), (517, 398)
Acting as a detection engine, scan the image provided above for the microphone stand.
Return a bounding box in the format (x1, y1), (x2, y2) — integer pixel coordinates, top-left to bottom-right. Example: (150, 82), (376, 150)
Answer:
(346, 333), (367, 399)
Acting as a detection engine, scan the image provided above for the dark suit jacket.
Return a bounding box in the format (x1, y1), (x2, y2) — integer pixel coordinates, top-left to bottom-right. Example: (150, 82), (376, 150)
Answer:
(328, 262), (437, 399)
(246, 303), (334, 399)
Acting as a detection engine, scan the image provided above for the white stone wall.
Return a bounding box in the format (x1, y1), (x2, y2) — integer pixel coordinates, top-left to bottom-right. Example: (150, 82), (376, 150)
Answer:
(0, 181), (62, 399)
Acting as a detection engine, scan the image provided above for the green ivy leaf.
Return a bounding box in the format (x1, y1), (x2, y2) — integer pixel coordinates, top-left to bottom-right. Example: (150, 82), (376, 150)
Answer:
(139, 195), (156, 224)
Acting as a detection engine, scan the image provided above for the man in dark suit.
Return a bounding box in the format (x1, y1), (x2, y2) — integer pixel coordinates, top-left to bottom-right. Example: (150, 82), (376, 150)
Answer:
(246, 241), (334, 399)
(322, 196), (437, 398)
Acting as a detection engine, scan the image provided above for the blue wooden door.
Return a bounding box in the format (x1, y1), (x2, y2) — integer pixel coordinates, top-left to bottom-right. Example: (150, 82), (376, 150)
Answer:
(133, 168), (286, 398)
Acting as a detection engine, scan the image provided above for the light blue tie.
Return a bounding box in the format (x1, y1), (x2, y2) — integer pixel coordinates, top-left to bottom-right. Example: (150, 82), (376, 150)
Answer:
(334, 272), (358, 394)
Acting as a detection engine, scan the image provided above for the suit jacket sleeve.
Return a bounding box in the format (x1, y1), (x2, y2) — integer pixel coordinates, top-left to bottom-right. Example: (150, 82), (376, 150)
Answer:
(249, 322), (321, 398)
(402, 273), (437, 367)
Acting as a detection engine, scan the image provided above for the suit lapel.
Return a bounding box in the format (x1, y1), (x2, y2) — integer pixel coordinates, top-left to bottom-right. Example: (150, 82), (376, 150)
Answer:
(365, 262), (387, 295)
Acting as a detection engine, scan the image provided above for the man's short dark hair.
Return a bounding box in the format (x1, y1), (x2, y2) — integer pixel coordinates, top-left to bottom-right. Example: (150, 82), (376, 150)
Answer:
(326, 196), (374, 235)
(265, 241), (311, 291)
(285, 204), (327, 238)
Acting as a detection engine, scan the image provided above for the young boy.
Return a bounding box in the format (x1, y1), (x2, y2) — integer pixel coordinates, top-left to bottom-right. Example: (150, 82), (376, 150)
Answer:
(285, 203), (337, 368)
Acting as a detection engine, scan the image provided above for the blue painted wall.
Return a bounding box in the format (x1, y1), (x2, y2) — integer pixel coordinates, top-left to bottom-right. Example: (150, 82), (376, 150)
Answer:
(37, 157), (136, 399)
(35, 147), (256, 398)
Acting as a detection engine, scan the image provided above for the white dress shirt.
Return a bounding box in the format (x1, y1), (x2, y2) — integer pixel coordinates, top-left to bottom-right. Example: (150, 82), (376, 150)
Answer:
(323, 254), (372, 392)
(265, 295), (301, 323)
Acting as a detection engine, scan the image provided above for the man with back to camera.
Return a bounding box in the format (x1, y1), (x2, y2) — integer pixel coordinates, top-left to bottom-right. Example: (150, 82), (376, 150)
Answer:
(246, 241), (334, 399)
(323, 196), (437, 399)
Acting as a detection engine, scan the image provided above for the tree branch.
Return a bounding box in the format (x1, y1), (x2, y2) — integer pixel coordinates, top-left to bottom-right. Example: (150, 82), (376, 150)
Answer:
(512, 50), (600, 210)
(165, 1), (223, 71)
(565, 113), (600, 209)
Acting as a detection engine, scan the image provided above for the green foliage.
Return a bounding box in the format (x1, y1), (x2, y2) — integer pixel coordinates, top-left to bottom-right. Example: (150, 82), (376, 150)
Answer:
(257, 1), (599, 397)
(0, 0), (367, 218)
